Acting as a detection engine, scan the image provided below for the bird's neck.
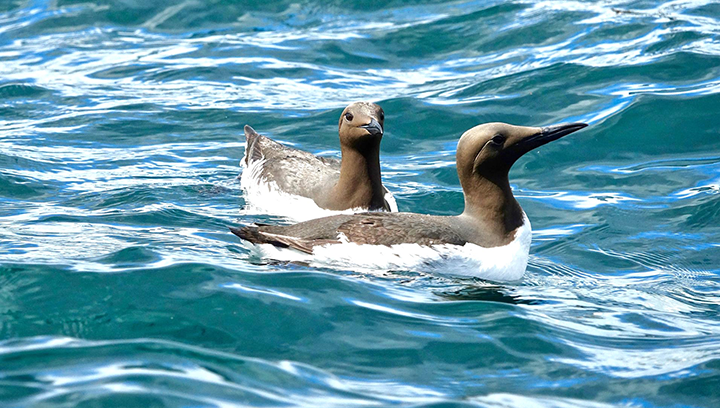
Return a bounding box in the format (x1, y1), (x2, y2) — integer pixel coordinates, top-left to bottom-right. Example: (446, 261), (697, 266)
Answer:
(461, 174), (525, 242)
(331, 144), (386, 210)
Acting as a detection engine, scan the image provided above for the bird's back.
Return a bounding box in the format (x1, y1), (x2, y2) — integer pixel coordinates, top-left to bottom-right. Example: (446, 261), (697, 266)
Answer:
(243, 125), (340, 198)
(250, 212), (467, 247)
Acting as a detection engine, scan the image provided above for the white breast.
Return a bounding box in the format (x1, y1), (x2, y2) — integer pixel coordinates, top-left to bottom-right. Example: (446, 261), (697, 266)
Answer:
(244, 214), (533, 282)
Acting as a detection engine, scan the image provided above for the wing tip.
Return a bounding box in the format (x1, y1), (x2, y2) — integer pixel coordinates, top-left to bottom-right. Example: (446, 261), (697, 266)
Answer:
(229, 225), (318, 255)
(244, 124), (257, 136)
(243, 125), (264, 165)
(229, 225), (268, 245)
(229, 226), (246, 238)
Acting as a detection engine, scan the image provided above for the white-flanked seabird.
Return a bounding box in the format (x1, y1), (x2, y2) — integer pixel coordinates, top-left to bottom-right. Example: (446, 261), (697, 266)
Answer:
(240, 102), (397, 220)
(232, 121), (587, 281)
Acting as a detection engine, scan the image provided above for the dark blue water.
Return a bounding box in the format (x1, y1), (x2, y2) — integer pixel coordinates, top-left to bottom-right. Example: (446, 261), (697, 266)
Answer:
(1, 0), (719, 407)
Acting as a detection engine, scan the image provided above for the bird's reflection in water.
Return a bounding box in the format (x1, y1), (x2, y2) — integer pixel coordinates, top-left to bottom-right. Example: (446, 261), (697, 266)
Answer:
(242, 254), (541, 306)
(436, 283), (541, 305)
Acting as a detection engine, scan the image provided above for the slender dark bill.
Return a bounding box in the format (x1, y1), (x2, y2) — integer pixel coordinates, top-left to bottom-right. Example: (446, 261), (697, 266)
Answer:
(360, 118), (383, 136)
(517, 122), (588, 152)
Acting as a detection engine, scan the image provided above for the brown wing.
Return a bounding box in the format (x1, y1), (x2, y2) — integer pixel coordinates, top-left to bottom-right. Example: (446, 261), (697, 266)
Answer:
(242, 125), (341, 196)
(336, 213), (466, 246)
(231, 213), (466, 253)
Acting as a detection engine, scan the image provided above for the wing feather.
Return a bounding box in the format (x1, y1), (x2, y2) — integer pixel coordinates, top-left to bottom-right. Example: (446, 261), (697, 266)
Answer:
(230, 226), (339, 254)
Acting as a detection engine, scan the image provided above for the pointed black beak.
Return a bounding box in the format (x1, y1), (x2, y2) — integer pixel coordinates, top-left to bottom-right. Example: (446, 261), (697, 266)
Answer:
(360, 118), (383, 136)
(516, 122), (587, 153)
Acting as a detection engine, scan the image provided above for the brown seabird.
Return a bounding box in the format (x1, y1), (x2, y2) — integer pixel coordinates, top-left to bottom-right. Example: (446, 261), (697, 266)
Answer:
(241, 102), (396, 215)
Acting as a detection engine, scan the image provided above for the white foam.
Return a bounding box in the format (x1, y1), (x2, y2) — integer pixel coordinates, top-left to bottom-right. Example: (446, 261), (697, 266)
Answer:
(239, 154), (398, 222)
(244, 214), (532, 282)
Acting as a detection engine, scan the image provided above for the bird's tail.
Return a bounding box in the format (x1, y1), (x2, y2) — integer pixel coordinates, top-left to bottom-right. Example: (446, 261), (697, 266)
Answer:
(243, 125), (264, 165)
(230, 225), (279, 245)
(229, 226), (329, 255)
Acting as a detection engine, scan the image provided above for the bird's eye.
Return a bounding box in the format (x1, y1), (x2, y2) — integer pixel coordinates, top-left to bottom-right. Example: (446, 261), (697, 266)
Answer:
(491, 135), (506, 145)
(379, 112), (384, 121)
(345, 113), (354, 122)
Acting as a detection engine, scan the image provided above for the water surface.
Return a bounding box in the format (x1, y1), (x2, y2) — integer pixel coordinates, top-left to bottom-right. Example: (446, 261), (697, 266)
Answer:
(1, 0), (719, 407)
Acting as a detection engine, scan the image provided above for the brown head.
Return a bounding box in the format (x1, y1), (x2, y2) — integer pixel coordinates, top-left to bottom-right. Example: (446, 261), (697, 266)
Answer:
(337, 102), (385, 151)
(456, 122), (587, 233)
(322, 102), (387, 211)
(457, 121), (587, 187)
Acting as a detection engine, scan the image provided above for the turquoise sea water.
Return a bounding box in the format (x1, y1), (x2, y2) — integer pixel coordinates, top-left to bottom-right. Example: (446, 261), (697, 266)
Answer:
(1, 0), (719, 406)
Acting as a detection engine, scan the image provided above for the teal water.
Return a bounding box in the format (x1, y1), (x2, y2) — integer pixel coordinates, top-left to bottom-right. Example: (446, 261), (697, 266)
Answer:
(1, 0), (719, 406)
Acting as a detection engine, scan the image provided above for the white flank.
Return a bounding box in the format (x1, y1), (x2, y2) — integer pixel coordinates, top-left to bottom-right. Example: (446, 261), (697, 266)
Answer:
(240, 155), (398, 222)
(244, 214), (533, 282)
(383, 190), (399, 212)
